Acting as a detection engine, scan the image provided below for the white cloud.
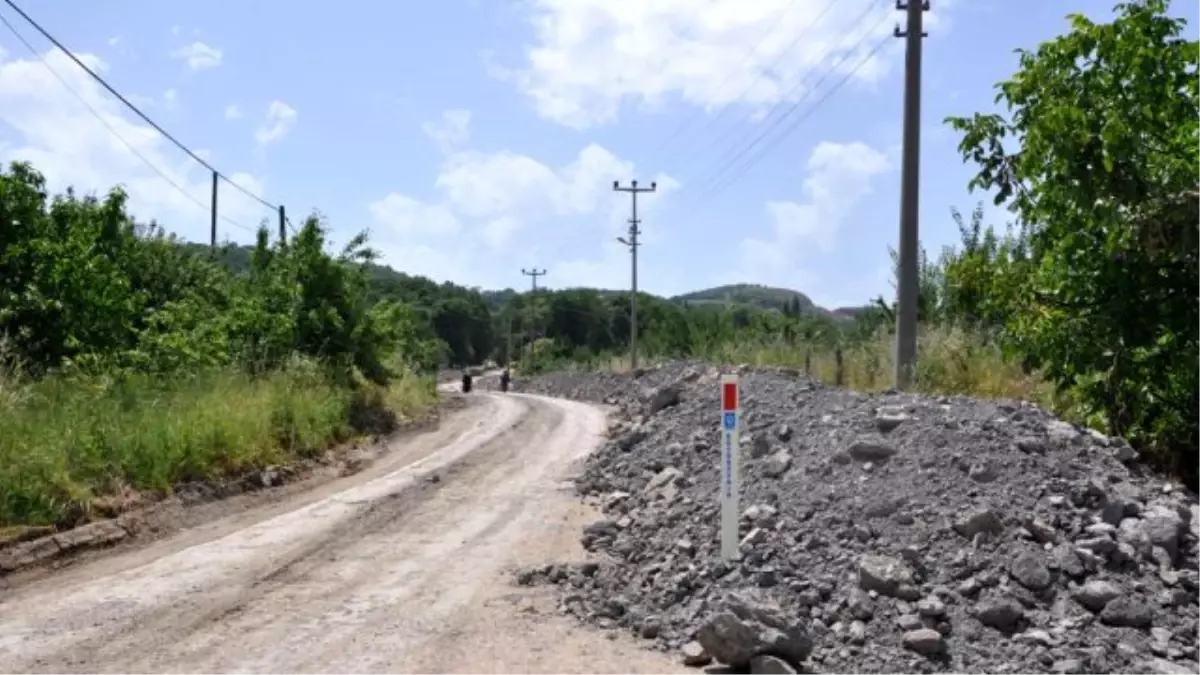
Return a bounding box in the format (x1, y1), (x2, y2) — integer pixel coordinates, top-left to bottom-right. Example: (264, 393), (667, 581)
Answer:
(368, 193), (460, 236)
(0, 48), (269, 243)
(481, 216), (518, 249)
(500, 0), (953, 128)
(421, 109), (471, 151)
(367, 109), (679, 286)
(107, 36), (121, 47)
(254, 100), (297, 146)
(169, 41), (223, 71)
(162, 88), (178, 109)
(224, 103), (242, 120)
(738, 140), (889, 278)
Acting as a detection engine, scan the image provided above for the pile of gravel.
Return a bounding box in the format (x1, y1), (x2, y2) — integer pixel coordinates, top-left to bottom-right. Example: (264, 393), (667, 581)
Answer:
(513, 362), (1200, 674)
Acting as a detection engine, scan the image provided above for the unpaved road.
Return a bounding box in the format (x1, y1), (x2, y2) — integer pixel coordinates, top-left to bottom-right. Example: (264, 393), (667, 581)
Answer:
(0, 392), (684, 674)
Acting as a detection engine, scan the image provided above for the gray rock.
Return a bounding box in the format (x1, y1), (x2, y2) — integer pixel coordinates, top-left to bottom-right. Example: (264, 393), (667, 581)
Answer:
(954, 509), (1005, 539)
(1051, 658), (1084, 674)
(1141, 658), (1197, 674)
(902, 628), (946, 656)
(1073, 580), (1123, 612)
(846, 439), (898, 462)
(1141, 505), (1186, 562)
(762, 450), (792, 478)
(974, 597), (1025, 632)
(695, 594), (812, 670)
(644, 466), (682, 493)
(645, 383), (682, 416)
(749, 654), (798, 674)
(1100, 595), (1154, 628)
(968, 462), (999, 483)
(680, 640), (712, 667)
(1010, 551), (1053, 591)
(749, 434), (772, 459)
(857, 555), (916, 598)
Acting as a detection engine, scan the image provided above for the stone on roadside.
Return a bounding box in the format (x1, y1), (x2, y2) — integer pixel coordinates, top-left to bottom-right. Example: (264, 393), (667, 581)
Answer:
(857, 554), (918, 599)
(680, 641), (712, 667)
(1073, 580), (1123, 612)
(763, 450), (792, 478)
(695, 593), (812, 670)
(846, 439), (898, 462)
(902, 628), (946, 656)
(749, 654), (798, 674)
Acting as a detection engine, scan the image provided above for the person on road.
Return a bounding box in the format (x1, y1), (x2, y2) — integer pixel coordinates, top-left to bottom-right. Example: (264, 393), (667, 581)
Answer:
(461, 372), (472, 393)
(499, 368), (510, 393)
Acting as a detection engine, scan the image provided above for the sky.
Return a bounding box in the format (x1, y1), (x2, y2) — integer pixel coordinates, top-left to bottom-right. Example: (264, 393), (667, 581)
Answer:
(0, 0), (1196, 310)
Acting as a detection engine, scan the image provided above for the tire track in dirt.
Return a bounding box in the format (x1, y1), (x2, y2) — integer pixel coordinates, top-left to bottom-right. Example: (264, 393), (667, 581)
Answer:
(0, 393), (686, 674)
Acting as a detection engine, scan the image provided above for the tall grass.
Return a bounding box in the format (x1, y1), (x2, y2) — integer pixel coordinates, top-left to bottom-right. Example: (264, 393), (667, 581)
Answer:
(594, 325), (1077, 417)
(0, 359), (436, 528)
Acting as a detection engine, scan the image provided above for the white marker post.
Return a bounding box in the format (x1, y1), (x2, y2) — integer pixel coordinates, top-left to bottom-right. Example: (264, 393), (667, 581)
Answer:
(719, 373), (741, 563)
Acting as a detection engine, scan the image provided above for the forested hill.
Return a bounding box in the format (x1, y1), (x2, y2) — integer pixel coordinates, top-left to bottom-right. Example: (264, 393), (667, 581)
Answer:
(671, 284), (871, 321)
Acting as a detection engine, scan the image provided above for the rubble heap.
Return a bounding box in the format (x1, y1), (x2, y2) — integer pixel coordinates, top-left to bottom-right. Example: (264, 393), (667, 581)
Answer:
(514, 362), (1199, 674)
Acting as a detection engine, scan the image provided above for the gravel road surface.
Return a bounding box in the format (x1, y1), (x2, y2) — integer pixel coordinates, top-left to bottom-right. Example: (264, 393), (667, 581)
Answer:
(0, 390), (683, 674)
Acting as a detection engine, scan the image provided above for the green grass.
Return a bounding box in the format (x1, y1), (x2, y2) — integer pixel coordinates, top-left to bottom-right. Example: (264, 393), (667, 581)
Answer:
(595, 325), (1077, 419)
(0, 360), (437, 528)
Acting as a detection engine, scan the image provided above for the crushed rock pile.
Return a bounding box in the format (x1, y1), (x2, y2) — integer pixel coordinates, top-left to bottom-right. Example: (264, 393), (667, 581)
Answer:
(513, 362), (1200, 674)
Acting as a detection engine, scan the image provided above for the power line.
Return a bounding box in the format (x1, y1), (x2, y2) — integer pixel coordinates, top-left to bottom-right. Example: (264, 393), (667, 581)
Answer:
(702, 26), (894, 202)
(676, 0), (883, 196)
(696, 6), (892, 198)
(658, 0), (845, 175)
(0, 9), (256, 233)
(0, 0), (277, 213)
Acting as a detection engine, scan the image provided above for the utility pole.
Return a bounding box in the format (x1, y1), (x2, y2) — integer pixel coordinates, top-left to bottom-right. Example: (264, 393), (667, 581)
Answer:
(210, 170), (218, 249)
(521, 268), (547, 293)
(521, 268), (546, 372)
(505, 310), (513, 367)
(278, 205), (287, 245)
(892, 0), (928, 390)
(614, 179), (657, 371)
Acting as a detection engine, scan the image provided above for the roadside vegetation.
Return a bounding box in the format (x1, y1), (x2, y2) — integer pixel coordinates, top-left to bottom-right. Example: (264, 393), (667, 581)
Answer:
(0, 162), (442, 528)
(2, 1), (1193, 528)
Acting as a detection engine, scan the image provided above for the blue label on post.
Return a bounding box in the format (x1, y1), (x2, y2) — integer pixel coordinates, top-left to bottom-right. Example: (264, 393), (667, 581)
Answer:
(723, 412), (737, 430)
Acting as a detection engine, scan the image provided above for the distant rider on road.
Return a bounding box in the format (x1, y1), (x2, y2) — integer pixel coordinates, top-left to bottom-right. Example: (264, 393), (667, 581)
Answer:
(499, 368), (510, 393)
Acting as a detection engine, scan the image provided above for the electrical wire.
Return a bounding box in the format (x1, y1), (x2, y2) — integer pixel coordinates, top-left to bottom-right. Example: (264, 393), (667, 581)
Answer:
(686, 0), (885, 196)
(696, 5), (892, 199)
(0, 9), (256, 233)
(658, 0), (845, 174)
(1, 0), (277, 213)
(702, 28), (894, 203)
(653, 0), (810, 158)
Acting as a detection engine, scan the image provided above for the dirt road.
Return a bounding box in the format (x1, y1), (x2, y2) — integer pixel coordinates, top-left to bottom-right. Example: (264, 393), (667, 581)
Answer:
(0, 392), (684, 674)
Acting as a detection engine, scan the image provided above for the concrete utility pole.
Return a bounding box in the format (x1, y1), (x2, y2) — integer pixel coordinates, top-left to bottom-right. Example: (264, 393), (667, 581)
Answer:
(505, 309), (513, 367)
(614, 180), (657, 371)
(521, 268), (547, 293)
(210, 171), (218, 249)
(892, 0), (928, 390)
(521, 268), (546, 371)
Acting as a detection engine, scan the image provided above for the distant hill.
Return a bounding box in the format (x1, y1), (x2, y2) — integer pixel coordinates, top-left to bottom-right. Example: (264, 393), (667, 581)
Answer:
(178, 243), (870, 322)
(671, 283), (868, 322)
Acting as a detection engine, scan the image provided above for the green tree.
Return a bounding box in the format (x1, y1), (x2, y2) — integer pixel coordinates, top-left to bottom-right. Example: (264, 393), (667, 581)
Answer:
(946, 0), (1199, 478)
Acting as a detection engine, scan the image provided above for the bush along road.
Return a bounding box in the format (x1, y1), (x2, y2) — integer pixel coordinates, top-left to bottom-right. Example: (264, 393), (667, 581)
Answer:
(513, 361), (1199, 675)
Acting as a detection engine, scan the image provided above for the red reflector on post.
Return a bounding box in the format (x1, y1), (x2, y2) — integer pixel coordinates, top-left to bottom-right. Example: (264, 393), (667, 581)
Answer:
(722, 382), (738, 411)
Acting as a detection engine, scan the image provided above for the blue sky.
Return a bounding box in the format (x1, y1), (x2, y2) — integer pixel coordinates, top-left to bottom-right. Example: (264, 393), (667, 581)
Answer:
(1, 0), (1196, 309)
